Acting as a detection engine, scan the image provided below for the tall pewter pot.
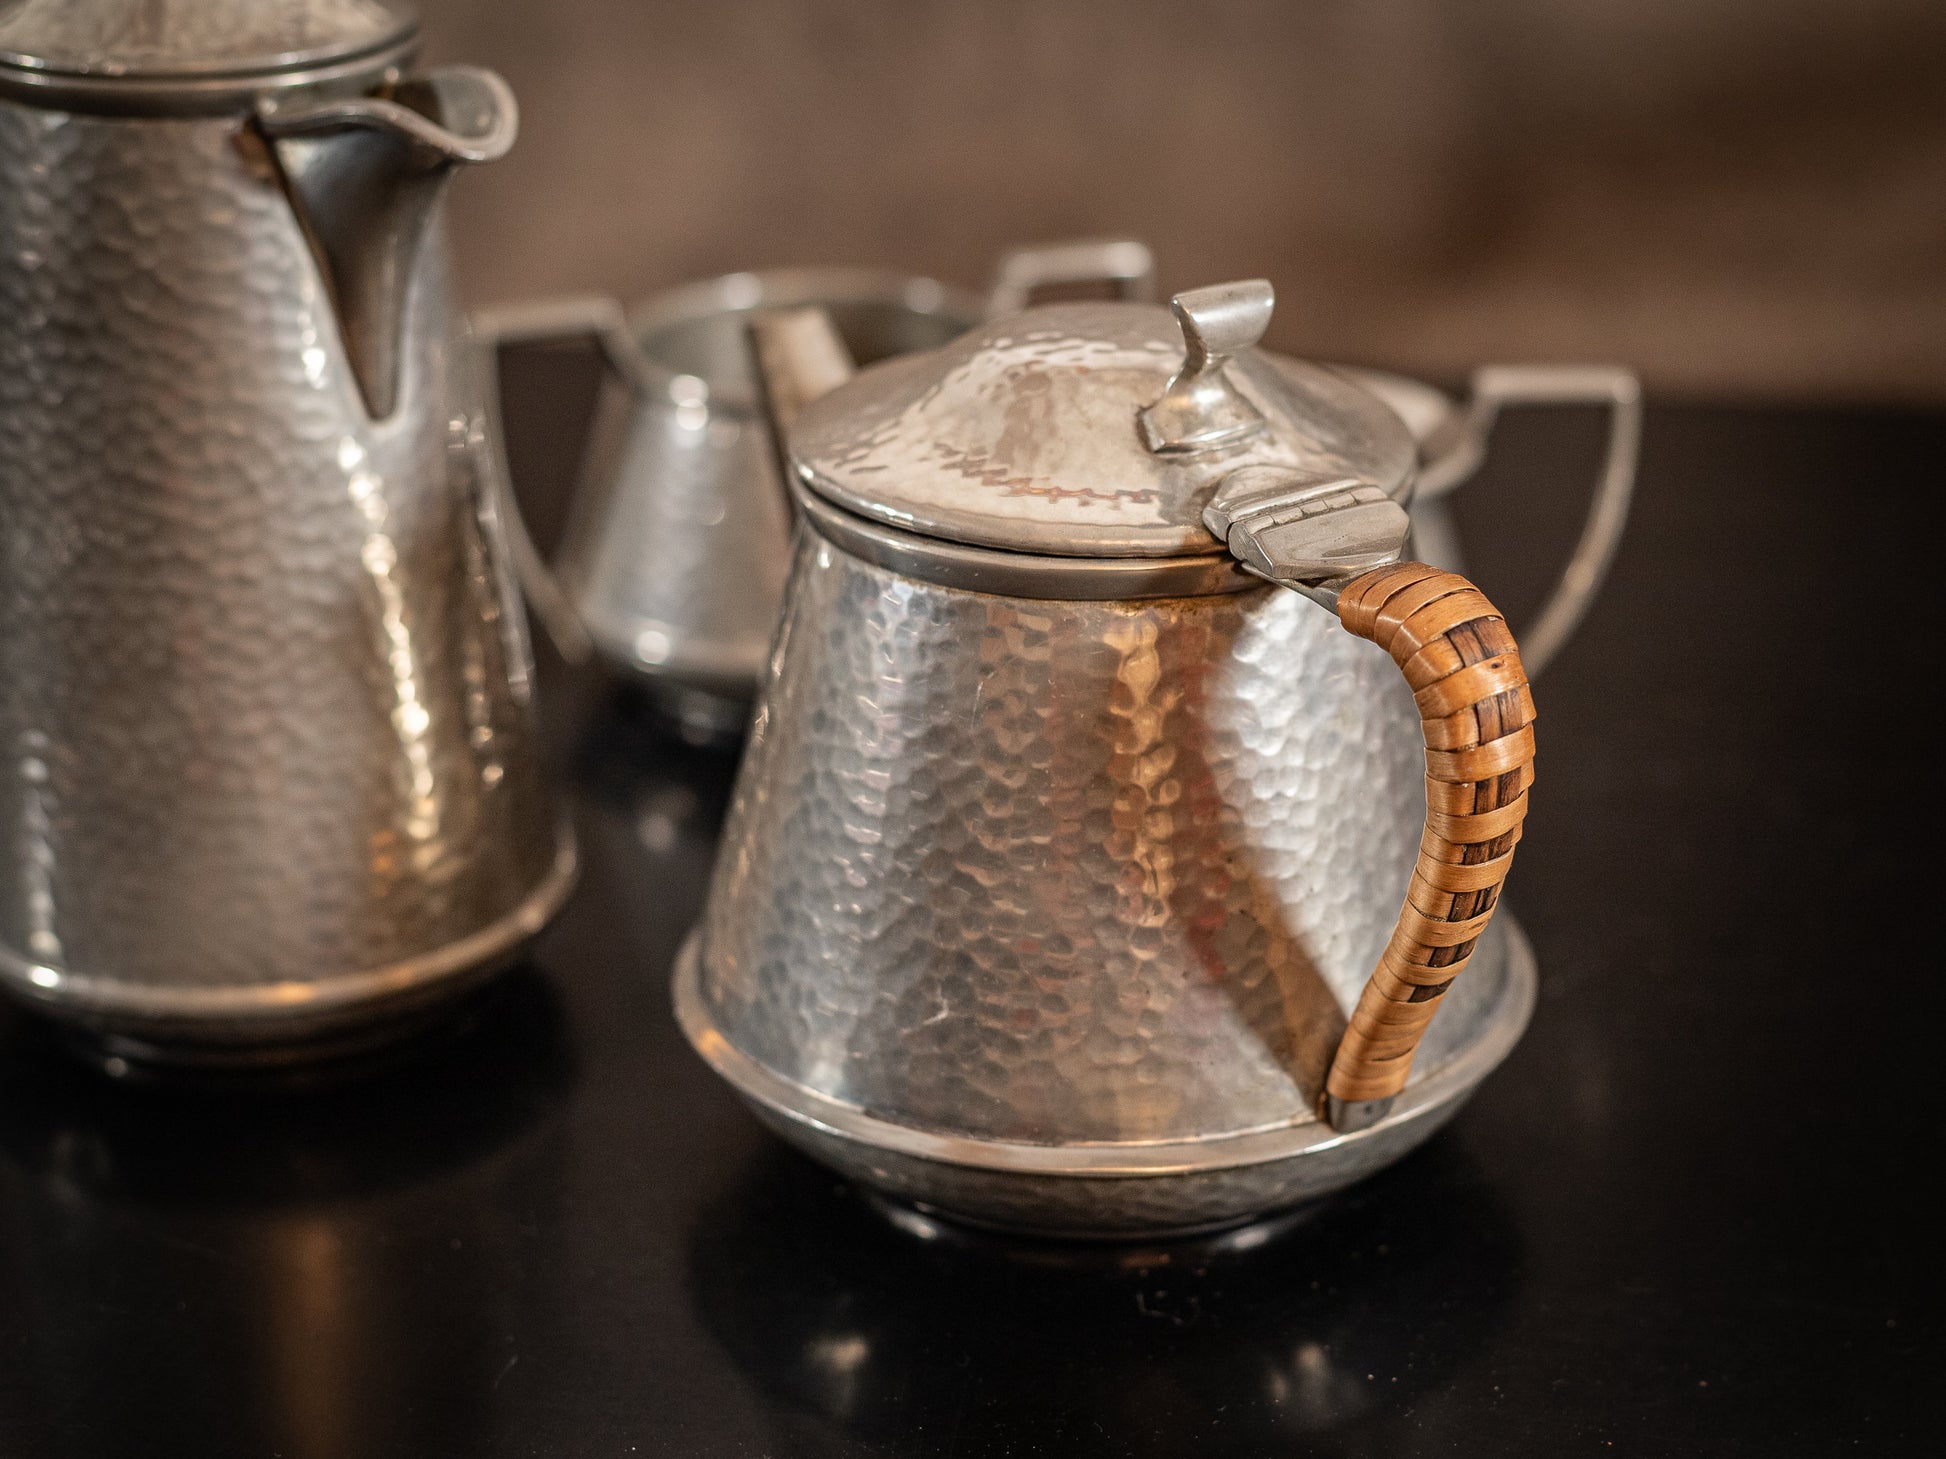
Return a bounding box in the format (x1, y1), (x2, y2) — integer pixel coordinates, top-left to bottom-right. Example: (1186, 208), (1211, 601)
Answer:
(0, 0), (573, 1066)
(678, 283), (1637, 1236)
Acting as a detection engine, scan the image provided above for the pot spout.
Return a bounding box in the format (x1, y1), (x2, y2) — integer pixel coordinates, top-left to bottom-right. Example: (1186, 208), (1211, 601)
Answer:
(747, 308), (857, 520)
(747, 308), (857, 437)
(259, 66), (518, 419)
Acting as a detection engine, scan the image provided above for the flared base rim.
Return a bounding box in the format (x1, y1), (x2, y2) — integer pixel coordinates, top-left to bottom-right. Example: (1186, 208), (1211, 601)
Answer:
(0, 827), (578, 1048)
(672, 916), (1536, 1181)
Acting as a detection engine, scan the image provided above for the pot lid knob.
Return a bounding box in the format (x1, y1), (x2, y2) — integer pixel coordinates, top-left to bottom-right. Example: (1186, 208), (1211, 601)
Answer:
(1137, 279), (1275, 454)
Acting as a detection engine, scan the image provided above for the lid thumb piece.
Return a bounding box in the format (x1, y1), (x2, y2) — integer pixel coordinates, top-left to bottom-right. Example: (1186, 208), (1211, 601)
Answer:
(1138, 279), (1275, 454)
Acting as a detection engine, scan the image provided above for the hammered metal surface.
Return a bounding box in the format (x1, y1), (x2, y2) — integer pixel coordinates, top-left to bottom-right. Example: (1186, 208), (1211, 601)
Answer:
(552, 281), (980, 695)
(790, 301), (1418, 559)
(681, 915), (1527, 1236)
(0, 101), (561, 1038)
(696, 533), (1458, 1145)
(556, 388), (791, 695)
(558, 343), (1476, 698)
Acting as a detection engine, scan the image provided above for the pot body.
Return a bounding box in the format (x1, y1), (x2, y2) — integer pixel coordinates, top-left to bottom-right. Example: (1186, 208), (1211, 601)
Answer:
(681, 529), (1533, 1234)
(0, 102), (571, 1062)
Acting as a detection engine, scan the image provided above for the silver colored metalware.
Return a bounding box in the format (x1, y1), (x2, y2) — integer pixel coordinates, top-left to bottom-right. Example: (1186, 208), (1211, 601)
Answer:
(484, 280), (1634, 732)
(677, 282), (1634, 1236)
(0, 0), (572, 1065)
(475, 241), (1158, 733)
(1345, 364), (1641, 677)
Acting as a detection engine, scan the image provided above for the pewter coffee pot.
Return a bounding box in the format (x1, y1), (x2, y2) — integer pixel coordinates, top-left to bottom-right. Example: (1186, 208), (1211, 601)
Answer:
(0, 1), (572, 1066)
(680, 281), (1628, 1236)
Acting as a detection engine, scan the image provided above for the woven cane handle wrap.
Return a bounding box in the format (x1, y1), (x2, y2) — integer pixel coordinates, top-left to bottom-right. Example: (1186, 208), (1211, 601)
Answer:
(1326, 563), (1536, 1114)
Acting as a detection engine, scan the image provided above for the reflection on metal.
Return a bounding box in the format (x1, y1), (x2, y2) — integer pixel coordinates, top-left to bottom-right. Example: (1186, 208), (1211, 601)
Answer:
(0, 17), (570, 1059)
(686, 1135), (1524, 1449)
(17, 729), (60, 965)
(345, 442), (441, 851)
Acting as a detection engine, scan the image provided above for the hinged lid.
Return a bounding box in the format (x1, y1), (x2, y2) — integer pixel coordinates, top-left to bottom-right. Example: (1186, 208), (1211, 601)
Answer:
(789, 281), (1416, 560)
(0, 0), (417, 109)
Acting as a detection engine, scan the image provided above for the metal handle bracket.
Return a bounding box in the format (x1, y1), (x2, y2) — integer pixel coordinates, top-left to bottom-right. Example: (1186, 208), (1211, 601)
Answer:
(1203, 465), (1411, 602)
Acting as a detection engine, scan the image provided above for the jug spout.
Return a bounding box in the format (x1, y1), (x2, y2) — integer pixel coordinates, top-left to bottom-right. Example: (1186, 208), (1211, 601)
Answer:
(259, 66), (518, 419)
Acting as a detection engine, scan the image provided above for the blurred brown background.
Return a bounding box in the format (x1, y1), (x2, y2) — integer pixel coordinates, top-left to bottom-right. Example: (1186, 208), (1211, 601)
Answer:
(419, 0), (1946, 402)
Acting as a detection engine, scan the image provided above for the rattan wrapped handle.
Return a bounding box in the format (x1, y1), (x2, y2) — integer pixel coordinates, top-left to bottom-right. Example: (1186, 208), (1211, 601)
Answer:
(1324, 562), (1535, 1131)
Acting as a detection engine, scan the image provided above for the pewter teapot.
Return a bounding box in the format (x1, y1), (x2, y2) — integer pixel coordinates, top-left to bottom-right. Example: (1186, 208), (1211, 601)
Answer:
(678, 281), (1636, 1236)
(0, 1), (570, 1066)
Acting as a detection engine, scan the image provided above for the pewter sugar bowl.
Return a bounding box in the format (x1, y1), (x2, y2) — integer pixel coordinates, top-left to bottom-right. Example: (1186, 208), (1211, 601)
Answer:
(679, 281), (1569, 1236)
(0, 0), (572, 1066)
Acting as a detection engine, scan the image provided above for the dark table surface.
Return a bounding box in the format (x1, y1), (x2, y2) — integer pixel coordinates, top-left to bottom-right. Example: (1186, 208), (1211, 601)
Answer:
(0, 391), (1937, 1458)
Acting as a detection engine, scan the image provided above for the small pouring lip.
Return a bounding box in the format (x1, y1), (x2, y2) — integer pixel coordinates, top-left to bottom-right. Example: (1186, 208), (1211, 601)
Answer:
(255, 66), (519, 166)
(625, 267), (987, 416)
(251, 63), (516, 421)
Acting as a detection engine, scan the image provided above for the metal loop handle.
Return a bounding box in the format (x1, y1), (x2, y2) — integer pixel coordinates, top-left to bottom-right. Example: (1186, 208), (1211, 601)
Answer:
(469, 298), (648, 664)
(471, 294), (652, 392)
(1416, 365), (1641, 678)
(984, 238), (1157, 318)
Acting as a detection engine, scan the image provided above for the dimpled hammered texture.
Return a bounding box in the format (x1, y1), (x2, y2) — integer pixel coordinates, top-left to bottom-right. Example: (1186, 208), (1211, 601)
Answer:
(557, 386), (790, 695)
(0, 102), (565, 1048)
(694, 534), (1523, 1150)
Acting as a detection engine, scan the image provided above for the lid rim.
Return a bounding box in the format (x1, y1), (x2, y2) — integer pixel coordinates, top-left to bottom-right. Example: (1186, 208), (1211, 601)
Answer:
(788, 302), (1418, 564)
(797, 458), (1239, 560)
(0, 0), (419, 106)
(0, 29), (416, 81)
(795, 481), (1259, 602)
(0, 31), (418, 113)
